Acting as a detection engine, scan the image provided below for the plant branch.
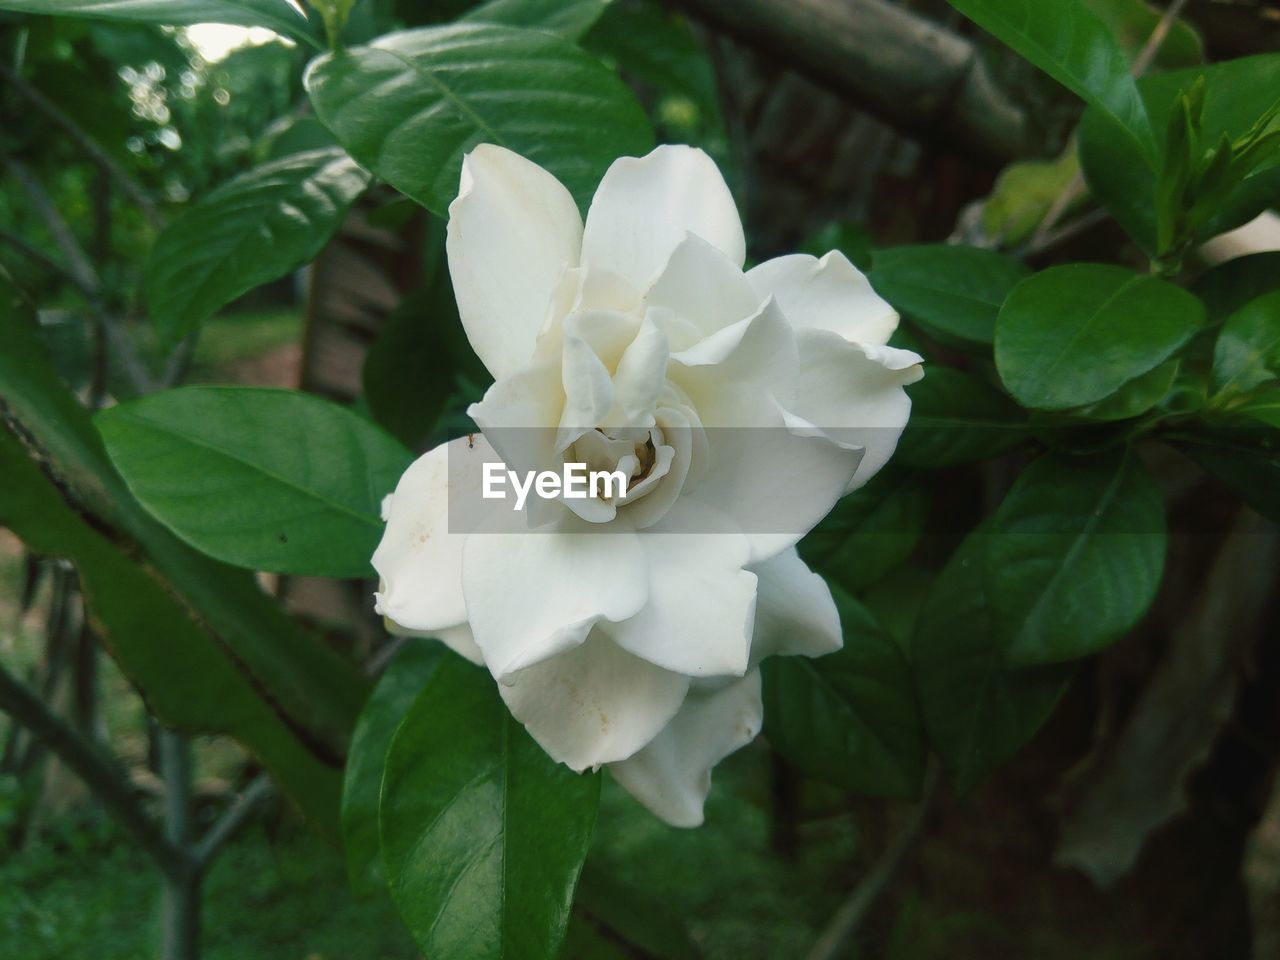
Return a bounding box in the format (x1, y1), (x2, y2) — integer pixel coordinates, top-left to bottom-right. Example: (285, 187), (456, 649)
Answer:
(0, 62), (164, 230)
(666, 0), (1034, 162)
(0, 228), (95, 297)
(806, 760), (943, 960)
(1132, 0), (1192, 78)
(7, 159), (157, 394)
(0, 659), (192, 881)
(1020, 207), (1112, 258)
(194, 773), (273, 870)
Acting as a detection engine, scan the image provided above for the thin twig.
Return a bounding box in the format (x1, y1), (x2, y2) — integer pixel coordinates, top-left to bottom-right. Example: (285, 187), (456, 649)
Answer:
(0, 61), (164, 229)
(0, 659), (192, 881)
(194, 774), (273, 869)
(7, 160), (99, 293)
(1132, 0), (1192, 78)
(806, 761), (943, 960)
(0, 228), (94, 296)
(7, 158), (157, 393)
(1020, 207), (1112, 258)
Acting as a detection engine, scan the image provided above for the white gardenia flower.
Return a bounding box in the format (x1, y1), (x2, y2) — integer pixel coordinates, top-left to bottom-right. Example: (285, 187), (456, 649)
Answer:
(372, 144), (923, 827)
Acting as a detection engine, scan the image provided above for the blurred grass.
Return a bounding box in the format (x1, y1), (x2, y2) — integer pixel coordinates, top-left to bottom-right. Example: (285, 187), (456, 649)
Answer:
(0, 813), (416, 960)
(187, 306), (302, 382)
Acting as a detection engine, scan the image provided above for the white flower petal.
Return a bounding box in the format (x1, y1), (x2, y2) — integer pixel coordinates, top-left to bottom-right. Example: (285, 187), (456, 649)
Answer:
(604, 317), (669, 430)
(747, 548), (841, 669)
(383, 618), (485, 667)
(668, 297), (799, 417)
(747, 251), (898, 345)
(557, 332), (615, 451)
(608, 669), (762, 827)
(582, 145), (745, 291)
(500, 630), (691, 771)
(790, 330), (924, 491)
(645, 233), (760, 337)
(447, 144), (583, 380)
(462, 512), (648, 681)
(372, 436), (499, 633)
(468, 358), (566, 527)
(604, 500), (756, 677)
(685, 419), (861, 563)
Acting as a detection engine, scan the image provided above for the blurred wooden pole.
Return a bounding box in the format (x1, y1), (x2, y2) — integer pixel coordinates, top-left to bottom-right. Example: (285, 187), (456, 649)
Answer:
(668, 0), (1035, 162)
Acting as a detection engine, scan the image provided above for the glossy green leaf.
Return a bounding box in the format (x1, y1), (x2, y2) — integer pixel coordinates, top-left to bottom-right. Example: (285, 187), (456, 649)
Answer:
(948, 0), (1156, 167)
(1212, 291), (1280, 396)
(1070, 360), (1178, 421)
(898, 366), (1026, 466)
(0, 0), (321, 45)
(995, 264), (1204, 409)
(0, 275), (362, 835)
(763, 585), (926, 798)
(305, 24), (654, 215)
(1079, 54), (1280, 251)
(799, 472), (928, 592)
(380, 654), (600, 960)
(985, 451), (1166, 665)
(869, 244), (1029, 345)
(0, 424), (346, 834)
(146, 148), (370, 344)
(96, 386), (411, 578)
(462, 0), (608, 39)
(343, 641), (444, 896)
(911, 525), (1073, 794)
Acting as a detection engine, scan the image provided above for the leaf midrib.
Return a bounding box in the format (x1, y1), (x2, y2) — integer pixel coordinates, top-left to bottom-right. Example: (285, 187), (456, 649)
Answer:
(108, 411), (382, 531)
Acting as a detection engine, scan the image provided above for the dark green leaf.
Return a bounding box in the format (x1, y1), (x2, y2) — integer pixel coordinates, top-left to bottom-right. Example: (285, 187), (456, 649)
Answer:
(1192, 252), (1280, 321)
(363, 282), (458, 450)
(1175, 428), (1280, 521)
(0, 295), (364, 765)
(583, 1), (723, 131)
(985, 451), (1166, 665)
(0, 424), (347, 834)
(869, 244), (1029, 346)
(911, 525), (1073, 794)
(763, 585), (926, 798)
(0, 275), (359, 835)
(573, 865), (701, 960)
(0, 0), (322, 46)
(380, 654), (599, 960)
(343, 641), (444, 896)
(948, 0), (1156, 166)
(1211, 290), (1280, 396)
(799, 472), (928, 592)
(305, 24), (654, 215)
(1079, 54), (1280, 251)
(462, 0), (607, 39)
(898, 366), (1026, 466)
(803, 222), (873, 272)
(146, 148), (370, 344)
(96, 386), (411, 578)
(1070, 360), (1178, 421)
(995, 264), (1204, 409)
